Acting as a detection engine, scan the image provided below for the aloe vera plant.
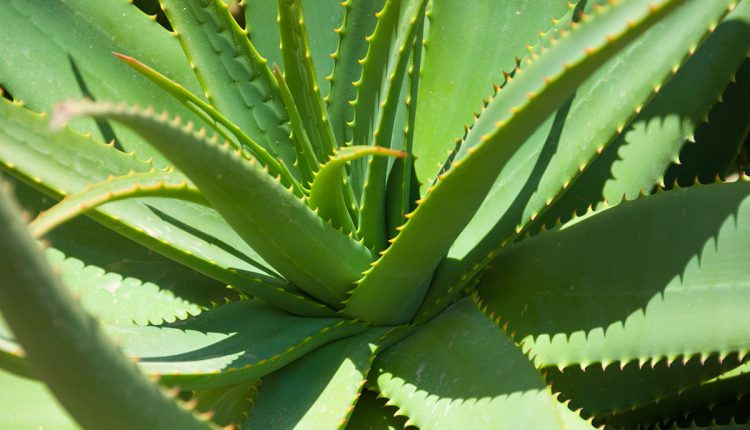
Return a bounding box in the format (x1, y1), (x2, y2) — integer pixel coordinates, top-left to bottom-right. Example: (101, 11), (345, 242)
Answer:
(1, 0), (750, 428)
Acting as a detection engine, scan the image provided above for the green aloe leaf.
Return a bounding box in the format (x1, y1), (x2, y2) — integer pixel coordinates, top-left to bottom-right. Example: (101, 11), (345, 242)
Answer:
(278, 0), (338, 160)
(326, 0), (385, 147)
(357, 0), (425, 251)
(160, 0), (297, 172)
(417, 0), (742, 324)
(547, 355), (746, 428)
(346, 390), (407, 430)
(665, 59), (750, 187)
(344, 0), (691, 325)
(272, 65), (320, 186)
(412, 0), (570, 193)
(0, 99), (330, 317)
(0, 180), (216, 430)
(53, 99), (374, 306)
(112, 300), (368, 390)
(0, 368), (77, 429)
(116, 53), (304, 194)
(0, 0), (203, 165)
(244, 328), (388, 430)
(371, 298), (563, 429)
(384, 25), (423, 241)
(310, 146), (405, 235)
(535, 1), (750, 230)
(0, 244), (221, 375)
(476, 180), (750, 370)
(193, 380), (260, 428)
(28, 170), (207, 239)
(349, 0), (426, 198)
(621, 363), (750, 428)
(245, 0), (344, 97)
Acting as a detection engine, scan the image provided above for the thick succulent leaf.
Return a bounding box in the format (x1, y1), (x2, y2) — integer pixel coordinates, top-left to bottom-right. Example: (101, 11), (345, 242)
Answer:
(117, 53), (303, 194)
(349, 0), (426, 198)
(49, 247), (207, 327)
(412, 0), (570, 192)
(0, 368), (77, 429)
(310, 146), (404, 235)
(272, 65), (320, 186)
(476, 180), (750, 369)
(665, 59), (750, 187)
(28, 170), (207, 239)
(535, 1), (750, 229)
(111, 300), (368, 390)
(346, 390), (408, 430)
(160, 0), (297, 171)
(0, 246), (213, 374)
(194, 380), (260, 428)
(344, 0), (690, 325)
(278, 0), (338, 160)
(0, 99), (330, 317)
(54, 100), (373, 306)
(384, 28), (423, 240)
(600, 361), (750, 428)
(371, 298), (563, 429)
(0, 0), (203, 164)
(358, 1), (425, 251)
(547, 355), (746, 428)
(245, 0), (344, 97)
(417, 0), (743, 324)
(0, 182), (215, 430)
(244, 328), (388, 430)
(326, 0), (386, 147)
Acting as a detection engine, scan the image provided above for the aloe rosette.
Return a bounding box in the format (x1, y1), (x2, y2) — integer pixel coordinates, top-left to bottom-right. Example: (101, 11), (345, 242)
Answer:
(1, 0), (750, 428)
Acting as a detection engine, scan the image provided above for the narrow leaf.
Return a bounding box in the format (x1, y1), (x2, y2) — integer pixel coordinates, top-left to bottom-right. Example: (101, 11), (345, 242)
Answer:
(272, 65), (320, 186)
(116, 53), (304, 195)
(357, 1), (426, 251)
(29, 170), (207, 239)
(278, 0), (338, 159)
(326, 0), (386, 146)
(160, 0), (297, 171)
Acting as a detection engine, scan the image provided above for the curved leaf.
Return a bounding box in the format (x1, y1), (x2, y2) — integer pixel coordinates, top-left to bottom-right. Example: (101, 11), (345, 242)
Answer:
(28, 170), (207, 239)
(53, 100), (374, 306)
(310, 146), (404, 235)
(0, 180), (216, 430)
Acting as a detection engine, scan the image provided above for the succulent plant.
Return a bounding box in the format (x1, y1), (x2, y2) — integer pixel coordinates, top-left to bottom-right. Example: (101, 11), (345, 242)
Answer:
(1, 0), (750, 428)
